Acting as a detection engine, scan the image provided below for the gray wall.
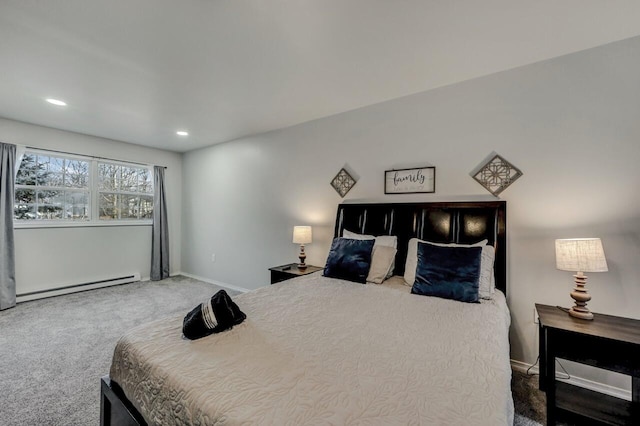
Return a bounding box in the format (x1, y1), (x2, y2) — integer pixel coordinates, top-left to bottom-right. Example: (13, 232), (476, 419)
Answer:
(182, 36), (640, 388)
(0, 118), (183, 293)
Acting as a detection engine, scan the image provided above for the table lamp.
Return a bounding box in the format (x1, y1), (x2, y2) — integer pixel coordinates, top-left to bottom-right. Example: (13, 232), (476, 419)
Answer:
(555, 238), (608, 320)
(293, 226), (312, 269)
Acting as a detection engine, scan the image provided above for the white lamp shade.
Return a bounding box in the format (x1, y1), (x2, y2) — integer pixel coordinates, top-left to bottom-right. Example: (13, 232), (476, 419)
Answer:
(555, 238), (608, 273)
(293, 226), (312, 244)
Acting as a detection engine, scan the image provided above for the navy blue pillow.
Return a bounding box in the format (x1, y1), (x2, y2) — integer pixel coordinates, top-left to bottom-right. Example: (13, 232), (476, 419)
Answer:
(323, 238), (375, 284)
(411, 243), (482, 303)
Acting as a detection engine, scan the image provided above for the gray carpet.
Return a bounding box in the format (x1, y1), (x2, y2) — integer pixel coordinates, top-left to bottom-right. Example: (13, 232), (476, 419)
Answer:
(512, 370), (546, 425)
(0, 276), (234, 426)
(0, 276), (544, 425)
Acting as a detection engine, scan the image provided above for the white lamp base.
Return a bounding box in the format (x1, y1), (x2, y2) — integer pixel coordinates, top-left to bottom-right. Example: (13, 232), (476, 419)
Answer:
(569, 272), (594, 321)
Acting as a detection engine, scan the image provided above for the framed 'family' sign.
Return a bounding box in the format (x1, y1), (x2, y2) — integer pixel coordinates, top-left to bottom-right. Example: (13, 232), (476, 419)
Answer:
(384, 167), (436, 194)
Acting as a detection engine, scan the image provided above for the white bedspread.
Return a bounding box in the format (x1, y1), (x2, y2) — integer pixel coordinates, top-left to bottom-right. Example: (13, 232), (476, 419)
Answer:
(110, 275), (513, 425)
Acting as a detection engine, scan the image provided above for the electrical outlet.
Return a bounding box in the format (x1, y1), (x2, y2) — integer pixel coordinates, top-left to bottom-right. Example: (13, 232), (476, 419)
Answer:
(534, 307), (539, 324)
(211, 253), (216, 263)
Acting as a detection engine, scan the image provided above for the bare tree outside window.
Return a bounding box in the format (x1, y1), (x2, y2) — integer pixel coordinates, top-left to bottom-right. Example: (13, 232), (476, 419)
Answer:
(98, 162), (154, 220)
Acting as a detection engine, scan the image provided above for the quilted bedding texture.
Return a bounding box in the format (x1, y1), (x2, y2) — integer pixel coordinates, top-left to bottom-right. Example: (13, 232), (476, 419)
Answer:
(110, 274), (514, 425)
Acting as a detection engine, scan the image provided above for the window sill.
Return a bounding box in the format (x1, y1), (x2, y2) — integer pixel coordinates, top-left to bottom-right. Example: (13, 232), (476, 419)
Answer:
(14, 220), (153, 229)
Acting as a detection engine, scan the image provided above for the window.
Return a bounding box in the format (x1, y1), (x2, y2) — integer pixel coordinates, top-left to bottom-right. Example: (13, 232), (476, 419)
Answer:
(98, 162), (153, 220)
(15, 153), (90, 221)
(14, 150), (153, 225)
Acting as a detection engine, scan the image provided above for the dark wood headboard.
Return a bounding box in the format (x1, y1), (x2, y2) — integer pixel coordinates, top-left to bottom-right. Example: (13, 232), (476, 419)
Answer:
(333, 201), (507, 295)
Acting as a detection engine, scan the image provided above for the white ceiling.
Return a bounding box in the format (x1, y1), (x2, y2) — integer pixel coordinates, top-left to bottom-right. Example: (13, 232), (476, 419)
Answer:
(1, 0), (640, 152)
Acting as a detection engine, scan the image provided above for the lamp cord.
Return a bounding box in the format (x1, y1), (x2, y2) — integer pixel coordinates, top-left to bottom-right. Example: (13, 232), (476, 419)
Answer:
(526, 356), (539, 376)
(526, 306), (572, 380)
(525, 356), (571, 380)
(556, 359), (571, 380)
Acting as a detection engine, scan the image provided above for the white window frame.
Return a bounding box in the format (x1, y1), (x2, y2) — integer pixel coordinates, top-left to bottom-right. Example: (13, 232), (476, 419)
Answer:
(14, 148), (154, 229)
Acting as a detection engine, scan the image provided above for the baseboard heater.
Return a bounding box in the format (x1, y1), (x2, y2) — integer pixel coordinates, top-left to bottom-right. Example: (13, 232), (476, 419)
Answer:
(16, 273), (141, 303)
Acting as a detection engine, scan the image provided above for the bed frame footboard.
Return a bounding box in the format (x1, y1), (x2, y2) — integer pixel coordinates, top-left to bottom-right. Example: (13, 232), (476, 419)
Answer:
(100, 376), (146, 426)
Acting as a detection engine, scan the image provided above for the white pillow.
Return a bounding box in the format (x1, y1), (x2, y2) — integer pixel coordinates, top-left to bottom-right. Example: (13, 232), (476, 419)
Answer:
(343, 230), (397, 278)
(366, 245), (397, 284)
(403, 238), (495, 299)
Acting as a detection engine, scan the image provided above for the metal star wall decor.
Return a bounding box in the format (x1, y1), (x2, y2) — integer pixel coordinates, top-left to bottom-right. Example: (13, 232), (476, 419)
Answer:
(330, 168), (357, 197)
(472, 154), (523, 196)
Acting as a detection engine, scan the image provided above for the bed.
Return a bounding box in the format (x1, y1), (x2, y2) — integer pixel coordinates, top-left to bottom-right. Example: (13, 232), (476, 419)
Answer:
(101, 201), (511, 425)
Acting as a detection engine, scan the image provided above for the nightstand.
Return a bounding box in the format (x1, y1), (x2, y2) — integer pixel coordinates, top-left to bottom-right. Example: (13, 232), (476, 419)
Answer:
(536, 303), (640, 425)
(269, 263), (323, 284)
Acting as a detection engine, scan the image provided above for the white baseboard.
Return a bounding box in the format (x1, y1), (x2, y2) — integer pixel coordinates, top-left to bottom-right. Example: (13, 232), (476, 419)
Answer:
(177, 272), (251, 294)
(16, 272), (248, 303)
(510, 359), (631, 401)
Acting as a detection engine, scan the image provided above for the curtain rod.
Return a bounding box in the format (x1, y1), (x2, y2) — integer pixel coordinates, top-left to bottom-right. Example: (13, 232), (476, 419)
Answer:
(25, 146), (167, 169)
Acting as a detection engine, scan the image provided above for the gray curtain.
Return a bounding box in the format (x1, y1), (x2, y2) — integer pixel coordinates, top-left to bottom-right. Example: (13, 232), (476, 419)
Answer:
(151, 166), (169, 281)
(0, 142), (16, 310)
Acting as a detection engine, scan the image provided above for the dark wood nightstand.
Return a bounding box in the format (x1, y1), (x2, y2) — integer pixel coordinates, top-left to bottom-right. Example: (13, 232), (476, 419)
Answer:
(269, 263), (323, 284)
(536, 303), (640, 425)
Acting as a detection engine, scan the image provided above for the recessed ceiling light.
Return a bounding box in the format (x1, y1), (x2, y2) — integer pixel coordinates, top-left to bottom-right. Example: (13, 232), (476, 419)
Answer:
(46, 98), (67, 106)
(176, 130), (189, 136)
